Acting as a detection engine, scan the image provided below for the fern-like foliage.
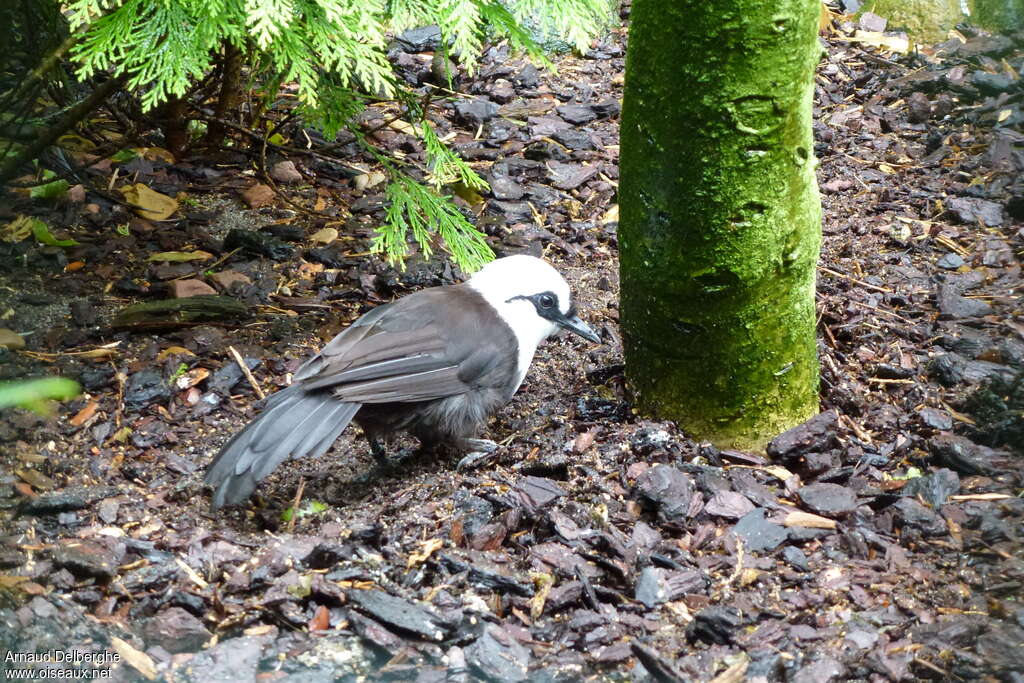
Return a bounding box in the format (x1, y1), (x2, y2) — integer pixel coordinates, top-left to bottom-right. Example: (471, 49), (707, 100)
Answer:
(375, 174), (493, 272)
(68, 0), (615, 271)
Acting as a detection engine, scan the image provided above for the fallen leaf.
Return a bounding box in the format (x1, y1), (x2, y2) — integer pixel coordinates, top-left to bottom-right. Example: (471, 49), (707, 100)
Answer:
(148, 250), (213, 263)
(120, 183), (178, 220)
(0, 328), (26, 349)
(69, 400), (99, 427)
(156, 346), (196, 361)
(407, 538), (444, 568)
(309, 605), (330, 632)
(31, 219), (79, 247)
(849, 30), (911, 54)
(310, 227), (338, 244)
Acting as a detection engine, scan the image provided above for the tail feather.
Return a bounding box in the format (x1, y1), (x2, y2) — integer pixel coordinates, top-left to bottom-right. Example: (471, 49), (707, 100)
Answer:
(205, 387), (360, 508)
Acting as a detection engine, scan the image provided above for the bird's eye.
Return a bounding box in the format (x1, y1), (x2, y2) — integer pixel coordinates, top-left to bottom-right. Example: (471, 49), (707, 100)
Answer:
(538, 294), (556, 309)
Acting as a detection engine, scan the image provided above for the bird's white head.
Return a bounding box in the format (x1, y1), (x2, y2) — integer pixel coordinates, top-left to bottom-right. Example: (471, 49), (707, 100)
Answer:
(468, 255), (600, 386)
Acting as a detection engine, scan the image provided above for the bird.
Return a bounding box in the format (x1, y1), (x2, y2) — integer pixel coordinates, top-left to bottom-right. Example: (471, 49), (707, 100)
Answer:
(205, 254), (601, 508)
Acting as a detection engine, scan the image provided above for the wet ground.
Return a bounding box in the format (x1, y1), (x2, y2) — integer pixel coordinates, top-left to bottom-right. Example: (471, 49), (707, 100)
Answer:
(1, 11), (1023, 683)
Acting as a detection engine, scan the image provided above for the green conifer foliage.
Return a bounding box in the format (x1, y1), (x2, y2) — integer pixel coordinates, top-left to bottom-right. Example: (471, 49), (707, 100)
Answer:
(67, 0), (614, 271)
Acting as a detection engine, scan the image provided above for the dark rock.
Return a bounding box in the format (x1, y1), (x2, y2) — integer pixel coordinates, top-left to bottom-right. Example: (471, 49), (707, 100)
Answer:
(513, 476), (565, 509)
(782, 546), (810, 572)
(547, 161), (601, 190)
(490, 175), (525, 200)
(918, 407), (953, 431)
(947, 196), (1003, 226)
(124, 369), (171, 410)
(515, 64), (540, 87)
(635, 567), (668, 608)
(928, 352), (1016, 387)
(906, 91), (931, 123)
(976, 624), (1024, 673)
(303, 542), (353, 570)
(465, 624), (531, 682)
(703, 491), (754, 519)
(796, 483), (857, 517)
(551, 128), (595, 151)
(732, 508), (787, 553)
(20, 486), (118, 515)
(792, 656), (844, 683)
(929, 433), (996, 475)
(347, 589), (451, 641)
(634, 465), (697, 522)
(223, 228), (293, 260)
(555, 104), (597, 124)
(937, 283), (993, 319)
(970, 70), (1014, 95)
(453, 491), (495, 537)
(767, 410), (839, 462)
(892, 498), (947, 537)
(439, 553), (533, 596)
(69, 299), (97, 326)
(454, 98), (500, 126)
(687, 606), (747, 645)
(393, 25), (442, 51)
(181, 636), (266, 682)
(141, 607), (212, 653)
(901, 468), (959, 507)
(51, 539), (123, 581)
(591, 99), (622, 118)
(936, 252), (964, 270)
(208, 358), (261, 394)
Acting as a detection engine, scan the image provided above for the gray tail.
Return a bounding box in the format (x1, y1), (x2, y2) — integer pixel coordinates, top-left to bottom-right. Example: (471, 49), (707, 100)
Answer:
(205, 386), (360, 509)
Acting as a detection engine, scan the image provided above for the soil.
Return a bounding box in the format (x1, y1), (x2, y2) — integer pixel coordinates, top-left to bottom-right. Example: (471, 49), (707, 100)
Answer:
(1, 9), (1023, 683)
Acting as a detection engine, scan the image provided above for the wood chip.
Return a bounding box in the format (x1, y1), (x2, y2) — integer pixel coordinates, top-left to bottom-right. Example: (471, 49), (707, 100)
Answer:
(111, 637), (157, 681)
(781, 511), (837, 530)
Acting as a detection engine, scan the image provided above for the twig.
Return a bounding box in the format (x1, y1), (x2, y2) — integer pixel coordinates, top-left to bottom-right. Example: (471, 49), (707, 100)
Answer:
(287, 477), (305, 534)
(228, 345), (265, 400)
(818, 266), (892, 293)
(0, 74), (128, 184)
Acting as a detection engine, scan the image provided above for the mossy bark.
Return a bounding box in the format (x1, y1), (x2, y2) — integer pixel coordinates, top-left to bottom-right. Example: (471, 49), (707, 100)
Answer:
(619, 0), (822, 449)
(862, 0), (964, 43)
(970, 0), (1024, 31)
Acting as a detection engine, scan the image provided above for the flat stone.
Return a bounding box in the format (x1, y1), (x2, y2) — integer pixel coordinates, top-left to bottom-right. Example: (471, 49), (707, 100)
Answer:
(125, 368), (172, 409)
(733, 508), (787, 553)
(209, 270), (252, 292)
(171, 279), (217, 298)
(454, 98), (500, 126)
(465, 624), (530, 682)
(346, 589), (450, 641)
(767, 410), (839, 461)
(634, 464), (697, 522)
(704, 491), (755, 519)
(241, 183), (275, 209)
(181, 635), (266, 682)
(555, 104), (597, 124)
(142, 607), (212, 654)
(947, 196), (1003, 226)
(937, 284), (993, 319)
(270, 160), (302, 184)
(796, 483), (857, 517)
(52, 539), (123, 581)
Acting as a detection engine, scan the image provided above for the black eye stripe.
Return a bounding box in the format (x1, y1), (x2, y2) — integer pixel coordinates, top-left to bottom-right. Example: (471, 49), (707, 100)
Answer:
(505, 291), (564, 320)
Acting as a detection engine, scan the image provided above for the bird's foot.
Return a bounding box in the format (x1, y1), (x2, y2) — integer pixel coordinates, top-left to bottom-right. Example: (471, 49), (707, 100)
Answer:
(456, 439), (499, 471)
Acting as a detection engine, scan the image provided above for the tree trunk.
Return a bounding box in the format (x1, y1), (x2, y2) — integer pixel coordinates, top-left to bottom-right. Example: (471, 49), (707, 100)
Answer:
(203, 42), (244, 149)
(619, 0), (822, 449)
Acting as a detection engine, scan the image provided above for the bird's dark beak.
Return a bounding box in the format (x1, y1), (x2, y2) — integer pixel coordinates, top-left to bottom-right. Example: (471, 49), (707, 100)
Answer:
(557, 313), (601, 344)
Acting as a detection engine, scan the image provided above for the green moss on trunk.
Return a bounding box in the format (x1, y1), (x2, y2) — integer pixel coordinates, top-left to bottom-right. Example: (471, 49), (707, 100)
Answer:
(619, 0), (822, 449)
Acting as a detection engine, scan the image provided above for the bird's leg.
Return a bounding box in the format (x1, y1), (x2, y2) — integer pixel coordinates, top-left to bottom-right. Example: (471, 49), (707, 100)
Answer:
(456, 438), (499, 471)
(368, 437), (389, 466)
